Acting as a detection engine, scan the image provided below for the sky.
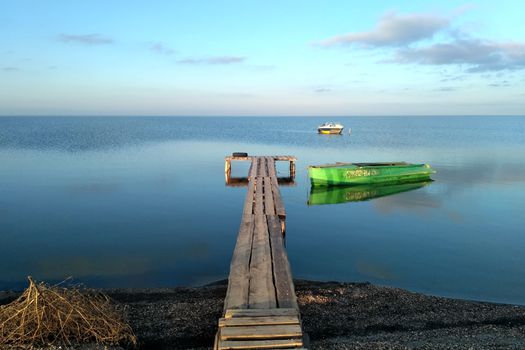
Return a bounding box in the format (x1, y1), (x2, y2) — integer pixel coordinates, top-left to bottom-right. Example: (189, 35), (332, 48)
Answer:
(1, 0), (524, 116)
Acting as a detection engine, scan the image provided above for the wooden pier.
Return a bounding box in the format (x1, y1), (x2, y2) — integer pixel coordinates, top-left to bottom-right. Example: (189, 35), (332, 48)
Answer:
(215, 155), (306, 350)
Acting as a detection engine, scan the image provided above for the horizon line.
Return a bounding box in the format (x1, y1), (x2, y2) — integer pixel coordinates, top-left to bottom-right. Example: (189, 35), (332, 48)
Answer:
(1, 114), (525, 118)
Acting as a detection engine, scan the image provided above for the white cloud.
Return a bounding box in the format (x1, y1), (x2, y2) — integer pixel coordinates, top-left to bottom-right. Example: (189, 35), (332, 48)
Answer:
(318, 12), (449, 47)
(393, 39), (525, 72)
(58, 33), (114, 45)
(177, 56), (246, 65)
(149, 42), (176, 55)
(317, 9), (525, 73)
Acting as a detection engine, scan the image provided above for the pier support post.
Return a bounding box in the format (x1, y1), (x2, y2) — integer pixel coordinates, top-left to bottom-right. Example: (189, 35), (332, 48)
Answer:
(224, 159), (231, 183)
(289, 161), (296, 179)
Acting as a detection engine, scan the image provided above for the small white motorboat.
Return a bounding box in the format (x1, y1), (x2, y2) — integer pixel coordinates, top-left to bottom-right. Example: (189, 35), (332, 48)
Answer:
(318, 122), (344, 134)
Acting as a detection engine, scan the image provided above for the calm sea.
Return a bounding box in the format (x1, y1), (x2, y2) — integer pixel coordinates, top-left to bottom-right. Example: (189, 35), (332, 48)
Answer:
(1, 116), (524, 305)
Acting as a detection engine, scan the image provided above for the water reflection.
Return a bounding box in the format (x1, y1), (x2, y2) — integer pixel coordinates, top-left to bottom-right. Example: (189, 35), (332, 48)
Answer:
(308, 181), (431, 205)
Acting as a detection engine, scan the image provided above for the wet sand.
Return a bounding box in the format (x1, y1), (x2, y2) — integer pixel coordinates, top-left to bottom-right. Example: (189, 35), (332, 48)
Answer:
(2, 280), (525, 349)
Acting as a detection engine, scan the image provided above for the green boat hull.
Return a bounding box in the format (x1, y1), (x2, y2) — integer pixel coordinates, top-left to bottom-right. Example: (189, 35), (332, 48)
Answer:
(308, 181), (431, 205)
(308, 162), (436, 186)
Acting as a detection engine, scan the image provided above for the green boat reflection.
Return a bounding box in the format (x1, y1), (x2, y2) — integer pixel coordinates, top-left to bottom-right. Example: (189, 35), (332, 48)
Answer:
(308, 181), (432, 205)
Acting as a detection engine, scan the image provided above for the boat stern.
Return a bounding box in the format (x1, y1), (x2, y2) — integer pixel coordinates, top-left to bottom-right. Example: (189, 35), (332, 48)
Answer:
(308, 166), (330, 186)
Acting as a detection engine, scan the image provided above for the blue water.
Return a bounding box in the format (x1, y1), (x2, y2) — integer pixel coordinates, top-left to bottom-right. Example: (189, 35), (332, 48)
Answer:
(1, 116), (524, 305)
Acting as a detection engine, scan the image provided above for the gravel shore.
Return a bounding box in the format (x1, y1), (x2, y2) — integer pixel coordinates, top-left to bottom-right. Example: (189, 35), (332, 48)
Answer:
(2, 280), (525, 349)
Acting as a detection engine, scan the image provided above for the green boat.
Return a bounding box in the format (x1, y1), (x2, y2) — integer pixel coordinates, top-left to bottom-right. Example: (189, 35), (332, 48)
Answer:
(308, 162), (436, 186)
(308, 181), (431, 205)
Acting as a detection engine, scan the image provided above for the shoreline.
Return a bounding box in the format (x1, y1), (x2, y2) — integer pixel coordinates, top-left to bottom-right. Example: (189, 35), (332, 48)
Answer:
(2, 279), (525, 349)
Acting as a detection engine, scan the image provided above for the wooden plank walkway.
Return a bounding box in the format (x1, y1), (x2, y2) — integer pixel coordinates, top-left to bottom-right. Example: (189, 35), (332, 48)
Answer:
(216, 156), (306, 350)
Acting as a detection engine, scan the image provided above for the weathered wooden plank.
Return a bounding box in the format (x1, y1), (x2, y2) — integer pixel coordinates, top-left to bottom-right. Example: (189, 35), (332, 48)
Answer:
(219, 315), (300, 327)
(219, 338), (303, 349)
(259, 157), (265, 177)
(248, 214), (276, 309)
(260, 157), (268, 177)
(267, 215), (298, 310)
(248, 162), (254, 180)
(249, 158), (259, 179)
(225, 156), (252, 161)
(220, 324), (302, 340)
(273, 155), (297, 161)
(224, 216), (255, 310)
(214, 332), (220, 350)
(254, 177), (264, 215)
(267, 158), (277, 178)
(242, 179), (256, 217)
(238, 157), (253, 162)
(270, 177), (286, 218)
(260, 157), (266, 177)
(263, 177), (276, 215)
(256, 157), (261, 176)
(265, 157), (272, 177)
(225, 308), (298, 319)
(256, 157), (263, 176)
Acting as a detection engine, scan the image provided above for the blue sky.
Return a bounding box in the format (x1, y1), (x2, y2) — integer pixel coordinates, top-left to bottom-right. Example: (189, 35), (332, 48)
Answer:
(1, 0), (524, 116)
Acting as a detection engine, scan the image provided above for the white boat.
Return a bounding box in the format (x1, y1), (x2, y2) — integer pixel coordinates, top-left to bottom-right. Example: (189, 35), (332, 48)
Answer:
(318, 122), (344, 134)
